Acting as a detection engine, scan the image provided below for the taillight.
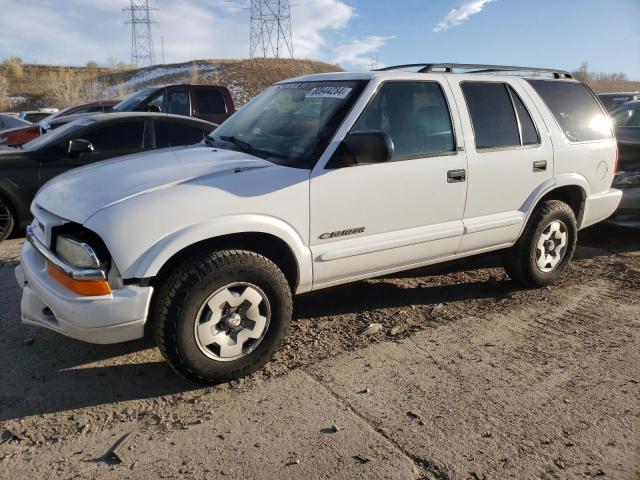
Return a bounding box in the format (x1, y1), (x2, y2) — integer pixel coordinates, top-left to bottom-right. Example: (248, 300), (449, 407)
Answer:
(614, 145), (619, 173)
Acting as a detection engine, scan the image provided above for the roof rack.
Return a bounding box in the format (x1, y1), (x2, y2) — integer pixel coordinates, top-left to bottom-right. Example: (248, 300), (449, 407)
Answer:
(374, 63), (572, 79)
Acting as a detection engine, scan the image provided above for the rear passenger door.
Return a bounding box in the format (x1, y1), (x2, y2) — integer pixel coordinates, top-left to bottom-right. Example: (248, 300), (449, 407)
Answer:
(448, 79), (553, 253)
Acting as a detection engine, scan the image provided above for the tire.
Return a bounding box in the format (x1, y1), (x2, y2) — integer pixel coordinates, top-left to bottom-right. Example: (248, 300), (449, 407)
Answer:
(504, 200), (577, 287)
(0, 196), (15, 242)
(153, 249), (293, 384)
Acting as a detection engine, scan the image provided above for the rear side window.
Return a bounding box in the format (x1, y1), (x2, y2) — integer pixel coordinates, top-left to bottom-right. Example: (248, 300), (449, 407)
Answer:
(510, 89), (539, 145)
(527, 80), (612, 142)
(82, 121), (145, 150)
(155, 121), (209, 148)
(462, 82), (540, 150)
(352, 81), (455, 159)
(196, 89), (227, 115)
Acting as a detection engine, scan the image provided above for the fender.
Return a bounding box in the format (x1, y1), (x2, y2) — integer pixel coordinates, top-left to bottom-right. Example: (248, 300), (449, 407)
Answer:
(126, 214), (314, 293)
(517, 173), (590, 238)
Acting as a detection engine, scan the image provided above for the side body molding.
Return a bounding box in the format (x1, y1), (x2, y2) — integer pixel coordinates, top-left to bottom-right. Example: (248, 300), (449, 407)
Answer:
(125, 215), (313, 293)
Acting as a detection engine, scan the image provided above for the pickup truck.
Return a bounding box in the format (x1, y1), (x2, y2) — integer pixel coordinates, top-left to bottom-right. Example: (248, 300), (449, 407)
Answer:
(112, 84), (236, 125)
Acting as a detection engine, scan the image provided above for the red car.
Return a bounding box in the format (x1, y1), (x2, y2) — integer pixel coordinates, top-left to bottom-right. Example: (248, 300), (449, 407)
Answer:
(0, 100), (119, 146)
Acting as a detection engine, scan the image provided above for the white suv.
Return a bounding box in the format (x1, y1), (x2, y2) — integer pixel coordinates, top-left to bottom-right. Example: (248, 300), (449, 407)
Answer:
(16, 63), (622, 383)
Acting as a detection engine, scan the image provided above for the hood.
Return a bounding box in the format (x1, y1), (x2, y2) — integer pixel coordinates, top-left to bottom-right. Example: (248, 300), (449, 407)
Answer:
(34, 146), (275, 223)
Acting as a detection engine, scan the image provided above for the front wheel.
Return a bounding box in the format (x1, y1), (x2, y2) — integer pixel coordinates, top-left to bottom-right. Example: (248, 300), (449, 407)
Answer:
(153, 249), (293, 384)
(504, 200), (577, 287)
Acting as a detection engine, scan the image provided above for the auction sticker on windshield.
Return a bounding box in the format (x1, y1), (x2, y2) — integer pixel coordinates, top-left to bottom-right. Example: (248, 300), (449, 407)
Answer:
(306, 86), (353, 99)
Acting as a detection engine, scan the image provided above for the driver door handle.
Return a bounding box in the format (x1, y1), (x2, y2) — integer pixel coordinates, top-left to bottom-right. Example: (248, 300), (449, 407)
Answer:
(447, 169), (466, 183)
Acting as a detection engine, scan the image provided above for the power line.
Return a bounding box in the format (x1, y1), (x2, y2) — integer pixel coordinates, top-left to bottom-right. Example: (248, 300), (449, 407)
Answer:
(124, 0), (158, 67)
(249, 0), (294, 59)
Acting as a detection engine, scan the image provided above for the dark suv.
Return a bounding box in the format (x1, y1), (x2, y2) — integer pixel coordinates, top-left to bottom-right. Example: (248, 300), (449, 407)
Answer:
(113, 84), (236, 125)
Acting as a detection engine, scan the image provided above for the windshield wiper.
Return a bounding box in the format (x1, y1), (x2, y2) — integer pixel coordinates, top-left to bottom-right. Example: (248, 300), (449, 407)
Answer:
(203, 134), (216, 147)
(220, 135), (253, 154)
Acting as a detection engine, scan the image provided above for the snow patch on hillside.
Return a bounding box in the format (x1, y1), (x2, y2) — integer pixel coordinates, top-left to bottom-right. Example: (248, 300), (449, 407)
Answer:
(117, 63), (218, 89)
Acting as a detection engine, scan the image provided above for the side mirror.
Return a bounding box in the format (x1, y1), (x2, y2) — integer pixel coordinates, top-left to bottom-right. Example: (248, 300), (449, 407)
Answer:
(68, 139), (94, 157)
(342, 130), (394, 166)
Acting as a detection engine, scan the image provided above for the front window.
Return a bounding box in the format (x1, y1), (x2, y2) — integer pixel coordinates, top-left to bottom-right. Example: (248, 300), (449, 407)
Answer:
(113, 88), (155, 112)
(23, 118), (96, 150)
(208, 80), (366, 168)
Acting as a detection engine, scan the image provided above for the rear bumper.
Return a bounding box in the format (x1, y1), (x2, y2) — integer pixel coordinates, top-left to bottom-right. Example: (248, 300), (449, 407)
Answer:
(16, 241), (153, 344)
(606, 186), (640, 228)
(580, 188), (623, 229)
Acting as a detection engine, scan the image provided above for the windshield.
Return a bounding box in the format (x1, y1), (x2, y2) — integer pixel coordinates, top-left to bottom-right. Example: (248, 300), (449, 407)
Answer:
(208, 80), (366, 168)
(23, 118), (96, 150)
(113, 88), (155, 112)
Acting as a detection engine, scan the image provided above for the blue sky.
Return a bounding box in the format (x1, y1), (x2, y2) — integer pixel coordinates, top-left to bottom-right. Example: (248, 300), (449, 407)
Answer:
(0, 0), (639, 78)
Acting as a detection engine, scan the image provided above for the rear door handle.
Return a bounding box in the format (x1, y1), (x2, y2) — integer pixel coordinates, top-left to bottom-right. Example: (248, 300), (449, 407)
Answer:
(447, 169), (466, 183)
(533, 160), (547, 172)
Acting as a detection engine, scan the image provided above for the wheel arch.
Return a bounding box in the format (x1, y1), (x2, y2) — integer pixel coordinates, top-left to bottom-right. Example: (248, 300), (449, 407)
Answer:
(125, 216), (313, 294)
(151, 232), (302, 293)
(519, 175), (589, 240)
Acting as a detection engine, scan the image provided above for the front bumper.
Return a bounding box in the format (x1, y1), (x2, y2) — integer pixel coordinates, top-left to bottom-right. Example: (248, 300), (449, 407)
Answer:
(580, 188), (623, 229)
(16, 240), (154, 344)
(607, 186), (640, 228)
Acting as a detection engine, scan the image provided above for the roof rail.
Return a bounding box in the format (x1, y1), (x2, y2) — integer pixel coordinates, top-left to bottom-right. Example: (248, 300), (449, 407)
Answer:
(374, 63), (572, 79)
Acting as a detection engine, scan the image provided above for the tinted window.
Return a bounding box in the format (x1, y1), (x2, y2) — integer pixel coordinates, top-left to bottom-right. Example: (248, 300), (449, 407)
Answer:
(155, 121), (209, 148)
(113, 88), (156, 112)
(527, 80), (612, 142)
(82, 121), (145, 150)
(509, 86), (539, 145)
(196, 89), (226, 115)
(462, 82), (520, 149)
(612, 105), (640, 127)
(166, 91), (190, 116)
(352, 81), (455, 158)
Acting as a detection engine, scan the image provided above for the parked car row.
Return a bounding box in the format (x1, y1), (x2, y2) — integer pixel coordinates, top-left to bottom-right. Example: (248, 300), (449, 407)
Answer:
(0, 84), (235, 147)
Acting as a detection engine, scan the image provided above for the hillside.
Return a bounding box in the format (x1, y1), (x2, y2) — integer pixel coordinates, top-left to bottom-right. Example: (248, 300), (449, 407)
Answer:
(1, 58), (638, 112)
(1, 59), (343, 110)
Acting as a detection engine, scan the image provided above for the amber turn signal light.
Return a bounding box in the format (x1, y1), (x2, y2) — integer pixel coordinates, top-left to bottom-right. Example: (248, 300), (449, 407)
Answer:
(47, 263), (112, 296)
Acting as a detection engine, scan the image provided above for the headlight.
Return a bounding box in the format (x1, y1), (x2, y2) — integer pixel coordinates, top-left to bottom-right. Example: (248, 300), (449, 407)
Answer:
(55, 235), (101, 268)
(613, 169), (640, 188)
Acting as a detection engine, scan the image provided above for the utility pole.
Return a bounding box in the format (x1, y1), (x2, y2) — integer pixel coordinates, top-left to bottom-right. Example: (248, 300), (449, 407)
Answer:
(124, 0), (158, 67)
(249, 0), (294, 59)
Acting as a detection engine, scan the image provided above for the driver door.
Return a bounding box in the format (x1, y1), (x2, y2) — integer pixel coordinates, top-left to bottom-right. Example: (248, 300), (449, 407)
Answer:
(309, 80), (468, 288)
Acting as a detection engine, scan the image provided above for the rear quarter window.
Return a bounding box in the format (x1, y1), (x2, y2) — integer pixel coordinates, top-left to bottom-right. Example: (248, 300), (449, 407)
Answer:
(527, 80), (612, 142)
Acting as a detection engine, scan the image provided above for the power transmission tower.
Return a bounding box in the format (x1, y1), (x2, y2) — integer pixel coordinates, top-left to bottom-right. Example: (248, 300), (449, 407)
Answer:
(249, 0), (294, 59)
(124, 0), (158, 67)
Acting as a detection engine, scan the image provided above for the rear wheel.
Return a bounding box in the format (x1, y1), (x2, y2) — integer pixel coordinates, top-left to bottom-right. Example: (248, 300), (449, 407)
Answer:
(153, 249), (292, 384)
(0, 197), (15, 242)
(504, 200), (577, 287)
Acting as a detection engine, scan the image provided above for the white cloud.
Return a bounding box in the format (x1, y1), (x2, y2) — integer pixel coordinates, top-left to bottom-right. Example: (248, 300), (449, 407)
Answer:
(0, 0), (391, 69)
(333, 36), (394, 70)
(433, 0), (495, 33)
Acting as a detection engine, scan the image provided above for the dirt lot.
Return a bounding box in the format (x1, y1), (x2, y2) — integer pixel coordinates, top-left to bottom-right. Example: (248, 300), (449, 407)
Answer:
(0, 223), (639, 479)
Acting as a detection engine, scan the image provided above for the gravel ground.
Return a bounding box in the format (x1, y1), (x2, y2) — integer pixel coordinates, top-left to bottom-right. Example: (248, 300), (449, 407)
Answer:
(0, 223), (638, 479)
